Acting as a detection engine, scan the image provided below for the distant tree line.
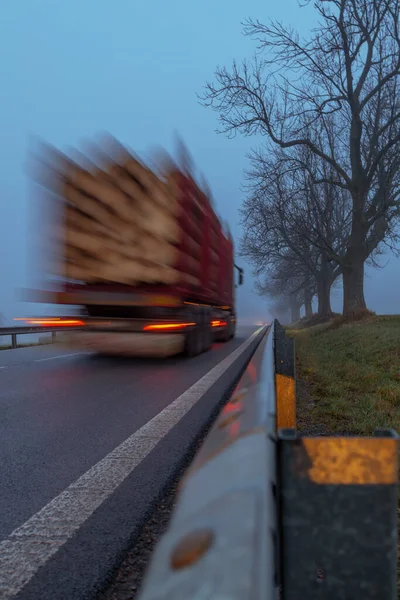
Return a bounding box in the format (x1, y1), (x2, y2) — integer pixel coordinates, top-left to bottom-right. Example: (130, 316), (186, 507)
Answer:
(201, 0), (400, 321)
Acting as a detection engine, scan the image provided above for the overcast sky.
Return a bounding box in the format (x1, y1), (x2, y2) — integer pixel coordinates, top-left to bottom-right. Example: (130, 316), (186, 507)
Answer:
(0, 0), (399, 326)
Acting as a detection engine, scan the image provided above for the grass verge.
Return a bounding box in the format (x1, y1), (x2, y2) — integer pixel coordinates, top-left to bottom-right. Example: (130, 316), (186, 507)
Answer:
(289, 315), (400, 435)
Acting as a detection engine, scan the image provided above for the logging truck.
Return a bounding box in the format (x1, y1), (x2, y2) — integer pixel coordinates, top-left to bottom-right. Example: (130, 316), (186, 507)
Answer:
(23, 137), (244, 357)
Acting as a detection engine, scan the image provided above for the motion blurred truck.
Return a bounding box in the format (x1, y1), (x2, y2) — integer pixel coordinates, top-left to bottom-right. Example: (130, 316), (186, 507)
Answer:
(25, 136), (243, 357)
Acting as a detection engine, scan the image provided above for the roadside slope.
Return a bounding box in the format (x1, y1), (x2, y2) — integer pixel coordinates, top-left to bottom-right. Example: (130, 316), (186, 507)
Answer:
(289, 315), (400, 435)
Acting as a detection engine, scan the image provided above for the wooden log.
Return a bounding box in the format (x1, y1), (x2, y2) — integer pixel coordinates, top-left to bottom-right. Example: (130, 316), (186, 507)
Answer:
(180, 273), (201, 287)
(64, 205), (130, 248)
(64, 263), (96, 282)
(58, 214), (192, 284)
(62, 229), (141, 264)
(136, 209), (181, 243)
(63, 158), (182, 242)
(59, 216), (182, 273)
(121, 158), (170, 204)
(65, 176), (181, 244)
(62, 249), (108, 282)
(178, 255), (201, 276)
(139, 235), (179, 266)
(107, 170), (181, 242)
(64, 228), (110, 257)
(110, 163), (181, 216)
(64, 254), (137, 284)
(60, 226), (201, 285)
(62, 251), (186, 286)
(70, 167), (136, 224)
(63, 184), (133, 235)
(136, 264), (179, 285)
(63, 213), (182, 266)
(65, 267), (131, 284)
(63, 249), (181, 285)
(112, 171), (181, 224)
(65, 245), (87, 262)
(180, 234), (202, 259)
(64, 189), (139, 243)
(65, 205), (119, 242)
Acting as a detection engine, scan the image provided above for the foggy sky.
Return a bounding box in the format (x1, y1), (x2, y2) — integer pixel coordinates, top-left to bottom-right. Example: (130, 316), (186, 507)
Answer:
(1, 0), (399, 326)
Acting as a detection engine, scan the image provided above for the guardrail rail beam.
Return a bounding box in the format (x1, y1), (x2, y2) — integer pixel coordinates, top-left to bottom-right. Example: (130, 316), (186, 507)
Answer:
(137, 325), (276, 600)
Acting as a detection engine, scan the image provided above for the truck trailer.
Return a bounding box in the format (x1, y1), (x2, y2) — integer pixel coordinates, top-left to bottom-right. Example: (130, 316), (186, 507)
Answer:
(24, 137), (244, 358)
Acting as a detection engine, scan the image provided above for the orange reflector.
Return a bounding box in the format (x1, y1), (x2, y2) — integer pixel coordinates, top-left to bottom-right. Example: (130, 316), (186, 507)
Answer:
(276, 374), (296, 430)
(301, 437), (398, 485)
(15, 318), (85, 327)
(212, 320), (227, 327)
(143, 322), (195, 331)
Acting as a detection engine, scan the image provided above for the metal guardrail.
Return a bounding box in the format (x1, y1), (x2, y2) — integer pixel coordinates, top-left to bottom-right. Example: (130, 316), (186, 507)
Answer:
(0, 326), (84, 349)
(139, 323), (276, 600)
(138, 319), (399, 600)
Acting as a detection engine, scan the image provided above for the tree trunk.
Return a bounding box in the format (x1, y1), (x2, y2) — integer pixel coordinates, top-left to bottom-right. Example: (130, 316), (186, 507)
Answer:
(316, 276), (333, 320)
(342, 195), (368, 314)
(290, 296), (301, 323)
(290, 305), (300, 323)
(342, 257), (367, 314)
(304, 288), (313, 319)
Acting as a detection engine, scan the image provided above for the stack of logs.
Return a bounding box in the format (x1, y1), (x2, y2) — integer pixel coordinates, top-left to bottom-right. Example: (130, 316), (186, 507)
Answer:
(39, 139), (204, 287)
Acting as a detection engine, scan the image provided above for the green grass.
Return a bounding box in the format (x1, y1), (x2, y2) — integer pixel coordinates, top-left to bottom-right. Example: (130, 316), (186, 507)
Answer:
(289, 315), (400, 435)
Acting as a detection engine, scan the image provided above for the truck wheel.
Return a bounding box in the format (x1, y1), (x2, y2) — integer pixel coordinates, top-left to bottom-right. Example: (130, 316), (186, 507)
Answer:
(202, 326), (212, 352)
(220, 316), (234, 342)
(220, 323), (230, 342)
(185, 329), (201, 357)
(201, 309), (212, 352)
(184, 313), (202, 357)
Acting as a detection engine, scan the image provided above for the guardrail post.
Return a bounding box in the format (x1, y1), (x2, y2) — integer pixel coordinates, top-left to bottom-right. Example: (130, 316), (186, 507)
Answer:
(0, 325), (84, 349)
(273, 319), (296, 430)
(278, 428), (398, 599)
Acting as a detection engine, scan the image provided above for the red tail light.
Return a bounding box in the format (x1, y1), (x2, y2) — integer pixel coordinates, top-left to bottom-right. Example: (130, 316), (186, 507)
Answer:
(143, 322), (195, 332)
(15, 318), (85, 327)
(211, 320), (227, 327)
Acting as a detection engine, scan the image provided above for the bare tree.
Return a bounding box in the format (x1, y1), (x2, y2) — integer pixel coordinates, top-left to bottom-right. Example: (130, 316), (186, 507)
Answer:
(240, 141), (348, 319)
(201, 0), (400, 314)
(268, 298), (290, 324)
(254, 249), (311, 322)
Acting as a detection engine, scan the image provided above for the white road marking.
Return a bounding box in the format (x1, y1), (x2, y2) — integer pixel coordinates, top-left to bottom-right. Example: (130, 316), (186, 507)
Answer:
(0, 327), (264, 598)
(34, 352), (91, 363)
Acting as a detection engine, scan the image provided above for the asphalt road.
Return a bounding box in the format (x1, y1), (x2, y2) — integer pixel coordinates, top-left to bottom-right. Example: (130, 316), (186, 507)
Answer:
(0, 326), (264, 600)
